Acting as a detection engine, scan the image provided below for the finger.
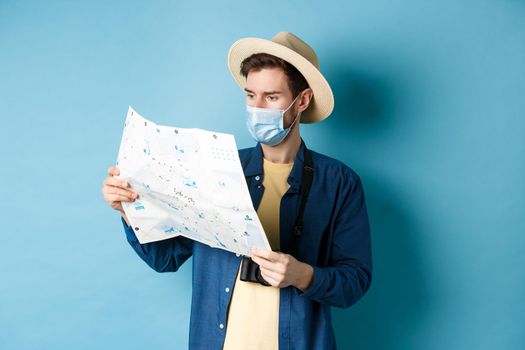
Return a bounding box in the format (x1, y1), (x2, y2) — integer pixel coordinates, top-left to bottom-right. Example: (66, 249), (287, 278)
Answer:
(252, 248), (282, 262)
(258, 269), (280, 288)
(103, 189), (137, 202)
(259, 267), (284, 283)
(106, 193), (135, 203)
(251, 255), (284, 274)
(108, 166), (120, 176)
(104, 176), (132, 190)
(104, 187), (137, 200)
(251, 248), (272, 260)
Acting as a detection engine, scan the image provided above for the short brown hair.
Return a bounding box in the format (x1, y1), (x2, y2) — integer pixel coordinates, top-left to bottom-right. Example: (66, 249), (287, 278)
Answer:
(240, 53), (309, 98)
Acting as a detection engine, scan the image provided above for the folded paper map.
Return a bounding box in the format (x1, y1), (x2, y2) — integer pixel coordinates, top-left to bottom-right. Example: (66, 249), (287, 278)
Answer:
(115, 106), (270, 256)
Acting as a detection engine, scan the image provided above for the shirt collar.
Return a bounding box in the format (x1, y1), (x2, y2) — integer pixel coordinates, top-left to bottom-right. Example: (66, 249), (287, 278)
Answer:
(244, 139), (307, 192)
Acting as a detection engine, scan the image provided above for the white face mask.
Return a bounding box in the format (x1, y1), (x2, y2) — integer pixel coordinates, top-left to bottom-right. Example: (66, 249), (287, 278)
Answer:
(245, 95), (300, 146)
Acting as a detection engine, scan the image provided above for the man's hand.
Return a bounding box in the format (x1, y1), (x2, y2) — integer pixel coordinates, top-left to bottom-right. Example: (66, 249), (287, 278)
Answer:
(101, 166), (138, 225)
(251, 248), (314, 291)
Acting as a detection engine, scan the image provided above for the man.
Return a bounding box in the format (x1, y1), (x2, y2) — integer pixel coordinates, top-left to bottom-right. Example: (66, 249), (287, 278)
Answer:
(102, 32), (372, 350)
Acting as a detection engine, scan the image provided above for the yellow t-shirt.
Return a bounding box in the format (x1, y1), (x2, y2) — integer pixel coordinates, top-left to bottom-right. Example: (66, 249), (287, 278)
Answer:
(222, 158), (293, 350)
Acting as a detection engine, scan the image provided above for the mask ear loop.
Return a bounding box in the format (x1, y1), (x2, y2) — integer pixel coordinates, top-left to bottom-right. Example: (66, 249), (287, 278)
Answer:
(283, 94), (301, 114)
(284, 94), (303, 131)
(272, 101), (302, 147)
(266, 93), (303, 147)
(288, 110), (301, 131)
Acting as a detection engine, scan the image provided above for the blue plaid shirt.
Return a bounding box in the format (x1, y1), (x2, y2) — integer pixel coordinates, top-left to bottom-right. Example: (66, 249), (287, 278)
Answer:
(121, 140), (373, 349)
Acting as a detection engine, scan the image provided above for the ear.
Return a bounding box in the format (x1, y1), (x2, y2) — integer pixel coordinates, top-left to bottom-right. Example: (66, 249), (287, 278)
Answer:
(297, 88), (313, 113)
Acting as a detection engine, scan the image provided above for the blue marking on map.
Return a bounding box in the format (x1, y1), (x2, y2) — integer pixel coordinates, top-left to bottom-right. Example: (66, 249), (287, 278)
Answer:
(215, 235), (227, 249)
(134, 202), (145, 210)
(183, 177), (197, 188)
(164, 227), (176, 233)
(167, 202), (180, 211)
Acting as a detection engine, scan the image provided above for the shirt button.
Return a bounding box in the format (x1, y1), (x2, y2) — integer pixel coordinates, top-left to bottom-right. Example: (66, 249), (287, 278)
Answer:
(219, 323), (224, 329)
(235, 253), (240, 257)
(255, 175), (260, 181)
(225, 287), (230, 293)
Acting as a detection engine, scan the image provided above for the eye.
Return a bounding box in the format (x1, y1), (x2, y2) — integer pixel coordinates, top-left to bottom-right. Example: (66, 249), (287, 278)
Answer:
(267, 95), (278, 102)
(246, 94), (255, 99)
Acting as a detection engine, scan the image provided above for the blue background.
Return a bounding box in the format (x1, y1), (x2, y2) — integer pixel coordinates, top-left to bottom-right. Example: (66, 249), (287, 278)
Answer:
(1, 1), (524, 349)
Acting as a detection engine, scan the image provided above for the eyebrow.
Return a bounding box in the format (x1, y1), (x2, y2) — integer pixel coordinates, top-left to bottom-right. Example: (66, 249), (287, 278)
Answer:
(244, 88), (283, 95)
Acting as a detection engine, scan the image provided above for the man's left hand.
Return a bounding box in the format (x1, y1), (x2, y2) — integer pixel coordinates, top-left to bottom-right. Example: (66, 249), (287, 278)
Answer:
(251, 248), (314, 291)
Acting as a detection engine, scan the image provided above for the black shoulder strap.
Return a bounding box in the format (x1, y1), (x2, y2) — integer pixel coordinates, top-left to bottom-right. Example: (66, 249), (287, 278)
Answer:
(293, 147), (314, 240)
(241, 146), (314, 255)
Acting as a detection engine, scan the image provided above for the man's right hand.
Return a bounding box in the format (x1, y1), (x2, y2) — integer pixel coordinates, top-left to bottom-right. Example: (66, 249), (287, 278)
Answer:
(101, 166), (138, 225)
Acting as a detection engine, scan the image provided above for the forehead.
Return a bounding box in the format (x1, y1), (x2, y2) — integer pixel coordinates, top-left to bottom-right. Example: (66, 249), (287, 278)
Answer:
(245, 67), (291, 94)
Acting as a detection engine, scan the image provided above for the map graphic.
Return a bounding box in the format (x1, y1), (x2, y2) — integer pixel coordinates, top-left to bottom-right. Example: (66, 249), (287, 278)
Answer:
(115, 106), (270, 256)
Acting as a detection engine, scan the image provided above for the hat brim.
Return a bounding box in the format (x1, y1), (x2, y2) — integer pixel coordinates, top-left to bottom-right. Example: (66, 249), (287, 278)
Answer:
(227, 37), (334, 123)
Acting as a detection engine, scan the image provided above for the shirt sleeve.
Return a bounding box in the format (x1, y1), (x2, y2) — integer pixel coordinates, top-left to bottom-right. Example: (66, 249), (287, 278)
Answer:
(298, 174), (373, 308)
(121, 216), (194, 273)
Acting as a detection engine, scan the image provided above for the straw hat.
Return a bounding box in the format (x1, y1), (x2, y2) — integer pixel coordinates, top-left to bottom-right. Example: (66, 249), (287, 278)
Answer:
(227, 32), (334, 123)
